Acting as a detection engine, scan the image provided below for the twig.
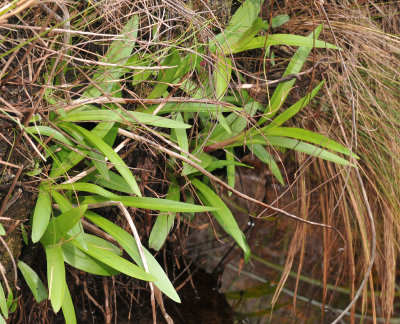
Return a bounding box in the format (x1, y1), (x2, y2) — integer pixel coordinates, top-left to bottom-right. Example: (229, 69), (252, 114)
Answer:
(81, 219), (115, 243)
(0, 159), (21, 170)
(3, 188), (22, 213)
(0, 97), (23, 116)
(0, 0), (38, 23)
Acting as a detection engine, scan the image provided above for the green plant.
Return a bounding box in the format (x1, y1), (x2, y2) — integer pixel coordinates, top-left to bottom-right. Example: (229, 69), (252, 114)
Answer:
(0, 281), (17, 323)
(16, 0), (359, 322)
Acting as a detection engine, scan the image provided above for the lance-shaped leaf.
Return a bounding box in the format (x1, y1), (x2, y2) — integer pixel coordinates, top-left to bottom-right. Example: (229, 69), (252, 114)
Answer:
(250, 144), (284, 184)
(0, 283), (7, 319)
(61, 110), (191, 129)
(18, 261), (48, 303)
(232, 33), (338, 53)
(45, 245), (65, 312)
(62, 241), (120, 276)
(69, 234), (154, 282)
(191, 178), (250, 262)
(61, 286), (76, 324)
(26, 126), (74, 147)
(149, 179), (180, 251)
(264, 81), (324, 130)
(85, 211), (180, 302)
(77, 195), (216, 213)
(263, 127), (358, 158)
(32, 184), (52, 243)
(40, 204), (88, 246)
(231, 136), (355, 166)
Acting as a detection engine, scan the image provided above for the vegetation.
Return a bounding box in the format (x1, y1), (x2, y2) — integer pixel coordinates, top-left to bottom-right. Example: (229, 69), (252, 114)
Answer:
(0, 0), (399, 323)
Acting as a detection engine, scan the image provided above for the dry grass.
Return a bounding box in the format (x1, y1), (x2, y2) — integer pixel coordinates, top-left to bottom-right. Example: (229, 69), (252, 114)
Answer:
(269, 1), (400, 322)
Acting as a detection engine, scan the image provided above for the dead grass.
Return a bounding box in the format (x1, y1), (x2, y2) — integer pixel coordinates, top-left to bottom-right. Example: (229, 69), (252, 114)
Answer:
(271, 1), (400, 322)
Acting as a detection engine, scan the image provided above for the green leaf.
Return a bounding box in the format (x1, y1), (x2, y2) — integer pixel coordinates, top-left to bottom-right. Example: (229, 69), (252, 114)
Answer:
(62, 241), (120, 276)
(0, 223), (4, 236)
(263, 127), (358, 157)
(89, 150), (110, 181)
(21, 224), (28, 245)
(50, 147), (87, 179)
(50, 191), (88, 250)
(5, 291), (12, 312)
(61, 286), (76, 324)
(50, 121), (116, 178)
(243, 136), (354, 166)
(172, 113), (189, 164)
(251, 144), (284, 184)
(77, 195), (216, 213)
(51, 182), (119, 199)
(172, 52), (200, 81)
(227, 0), (262, 30)
(61, 110), (191, 129)
(45, 245), (65, 312)
(32, 184), (52, 243)
(94, 171), (136, 194)
(228, 17), (264, 54)
(84, 234), (122, 255)
(18, 261), (48, 303)
(149, 179), (180, 250)
(182, 151), (213, 176)
(70, 237), (154, 282)
(208, 98), (261, 144)
(226, 148), (235, 196)
(85, 211), (180, 302)
(191, 178), (250, 261)
(70, 124), (141, 196)
(265, 81), (324, 130)
(261, 26), (324, 121)
(144, 102), (238, 115)
(40, 204), (87, 246)
(208, 0), (264, 54)
(62, 233), (121, 276)
(203, 160), (248, 173)
(271, 15), (290, 28)
(233, 33), (338, 54)
(26, 126), (74, 146)
(0, 283), (7, 318)
(214, 56), (232, 99)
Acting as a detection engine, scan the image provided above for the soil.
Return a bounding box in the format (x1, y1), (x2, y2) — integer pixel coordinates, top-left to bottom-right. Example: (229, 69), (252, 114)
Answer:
(0, 117), (37, 289)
